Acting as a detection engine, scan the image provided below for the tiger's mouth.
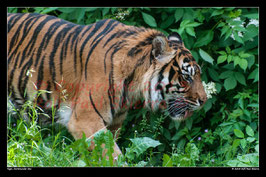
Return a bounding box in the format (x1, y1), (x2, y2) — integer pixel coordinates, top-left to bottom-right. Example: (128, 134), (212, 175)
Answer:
(159, 98), (194, 121)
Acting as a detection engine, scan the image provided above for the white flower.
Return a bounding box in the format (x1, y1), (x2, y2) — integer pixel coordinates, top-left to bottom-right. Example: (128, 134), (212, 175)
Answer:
(247, 19), (259, 27)
(202, 81), (217, 99)
(238, 31), (243, 38)
(230, 31), (244, 41)
(115, 10), (130, 21)
(229, 17), (245, 29)
(230, 33), (235, 40)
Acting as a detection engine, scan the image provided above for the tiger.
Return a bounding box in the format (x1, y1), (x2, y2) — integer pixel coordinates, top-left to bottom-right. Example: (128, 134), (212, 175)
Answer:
(7, 13), (207, 158)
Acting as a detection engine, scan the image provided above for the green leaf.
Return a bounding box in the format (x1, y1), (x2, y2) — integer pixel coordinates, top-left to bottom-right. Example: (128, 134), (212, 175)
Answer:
(142, 12), (157, 27)
(233, 56), (241, 67)
(162, 154), (173, 167)
(186, 22), (202, 27)
(247, 55), (255, 69)
(185, 118), (193, 130)
(232, 139), (241, 150)
(221, 25), (230, 37)
(199, 49), (214, 64)
(224, 77), (237, 91)
(57, 8), (76, 13)
(233, 31), (244, 44)
(74, 9), (86, 24)
(171, 131), (185, 141)
(174, 9), (184, 22)
(185, 27), (196, 37)
(225, 28), (233, 40)
(243, 25), (258, 42)
(203, 99), (212, 112)
(160, 15), (175, 29)
(40, 7), (58, 14)
(243, 13), (258, 19)
(227, 55), (233, 63)
(211, 9), (224, 17)
(102, 8), (110, 16)
(174, 27), (185, 35)
(239, 52), (251, 58)
(219, 70), (234, 79)
(180, 20), (190, 27)
(234, 129), (244, 138)
(248, 68), (258, 82)
(240, 139), (247, 149)
(234, 72), (246, 86)
(239, 59), (248, 71)
(194, 30), (214, 48)
(247, 137), (256, 143)
(128, 137), (161, 157)
(208, 68), (220, 81)
(217, 55), (227, 64)
(246, 125), (254, 137)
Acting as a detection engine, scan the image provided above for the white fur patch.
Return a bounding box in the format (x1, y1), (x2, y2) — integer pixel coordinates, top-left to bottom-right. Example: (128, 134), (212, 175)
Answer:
(57, 103), (72, 127)
(169, 36), (180, 42)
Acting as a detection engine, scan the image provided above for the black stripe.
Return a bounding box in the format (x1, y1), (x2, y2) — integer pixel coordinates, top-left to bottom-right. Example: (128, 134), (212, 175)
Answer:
(8, 13), (30, 55)
(71, 25), (87, 52)
(46, 81), (51, 101)
(77, 25), (93, 59)
(90, 19), (117, 47)
(49, 23), (75, 86)
(108, 73), (115, 118)
(60, 40), (67, 75)
(104, 42), (117, 73)
(157, 62), (170, 84)
(178, 49), (190, 58)
(127, 35), (156, 57)
(84, 20), (118, 79)
(83, 19), (109, 79)
(8, 13), (26, 33)
(55, 23), (76, 75)
(109, 43), (127, 102)
(103, 32), (117, 48)
(18, 58), (31, 99)
(89, 91), (106, 125)
(8, 52), (21, 93)
(73, 38), (79, 76)
(103, 40), (126, 73)
(79, 20), (107, 57)
(121, 70), (135, 107)
(18, 17), (43, 68)
(168, 66), (176, 82)
(36, 55), (45, 92)
(34, 19), (64, 67)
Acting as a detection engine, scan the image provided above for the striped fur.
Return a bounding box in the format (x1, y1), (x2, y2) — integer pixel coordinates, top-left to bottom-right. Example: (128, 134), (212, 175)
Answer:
(8, 13), (207, 156)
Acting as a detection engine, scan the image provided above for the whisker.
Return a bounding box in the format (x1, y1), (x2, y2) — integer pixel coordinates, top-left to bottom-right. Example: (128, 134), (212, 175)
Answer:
(168, 104), (189, 116)
(183, 99), (198, 105)
(168, 103), (187, 113)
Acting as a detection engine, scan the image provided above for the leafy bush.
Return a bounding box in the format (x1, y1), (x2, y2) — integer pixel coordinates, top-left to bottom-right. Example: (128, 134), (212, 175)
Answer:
(7, 7), (258, 167)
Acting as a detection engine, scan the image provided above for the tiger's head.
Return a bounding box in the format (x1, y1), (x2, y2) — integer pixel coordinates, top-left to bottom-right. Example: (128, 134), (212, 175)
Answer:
(146, 32), (207, 121)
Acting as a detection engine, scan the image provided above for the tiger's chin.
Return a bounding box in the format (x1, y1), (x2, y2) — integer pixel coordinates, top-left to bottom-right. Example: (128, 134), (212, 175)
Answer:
(159, 101), (194, 121)
(170, 110), (194, 121)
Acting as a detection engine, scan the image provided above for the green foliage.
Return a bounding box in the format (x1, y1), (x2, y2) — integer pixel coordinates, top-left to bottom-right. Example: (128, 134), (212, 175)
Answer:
(8, 7), (258, 167)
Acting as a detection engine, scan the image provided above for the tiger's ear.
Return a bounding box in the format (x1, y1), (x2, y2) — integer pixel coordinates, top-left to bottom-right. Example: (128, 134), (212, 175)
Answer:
(152, 36), (175, 64)
(168, 32), (183, 44)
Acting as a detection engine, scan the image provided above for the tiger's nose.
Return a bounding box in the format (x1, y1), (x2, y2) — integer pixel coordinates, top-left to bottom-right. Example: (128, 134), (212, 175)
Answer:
(198, 96), (207, 106)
